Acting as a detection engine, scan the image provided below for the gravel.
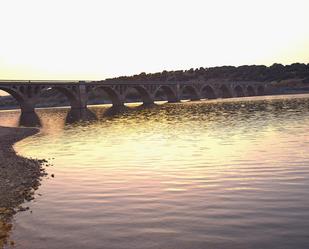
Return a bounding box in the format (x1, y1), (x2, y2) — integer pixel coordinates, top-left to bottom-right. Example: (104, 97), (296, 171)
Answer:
(0, 126), (47, 247)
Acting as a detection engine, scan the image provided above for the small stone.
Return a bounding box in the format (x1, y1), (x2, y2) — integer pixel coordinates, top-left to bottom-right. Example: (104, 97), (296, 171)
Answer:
(17, 206), (29, 212)
(0, 231), (6, 239)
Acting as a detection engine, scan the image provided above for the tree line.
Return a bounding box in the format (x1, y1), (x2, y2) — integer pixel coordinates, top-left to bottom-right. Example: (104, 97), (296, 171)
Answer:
(106, 63), (309, 83)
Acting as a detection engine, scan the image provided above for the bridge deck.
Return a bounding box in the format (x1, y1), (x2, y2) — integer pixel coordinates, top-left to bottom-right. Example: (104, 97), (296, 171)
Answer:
(0, 80), (178, 86)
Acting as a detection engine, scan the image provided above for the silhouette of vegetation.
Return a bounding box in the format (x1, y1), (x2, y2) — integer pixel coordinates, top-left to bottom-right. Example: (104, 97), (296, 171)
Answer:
(105, 63), (309, 83)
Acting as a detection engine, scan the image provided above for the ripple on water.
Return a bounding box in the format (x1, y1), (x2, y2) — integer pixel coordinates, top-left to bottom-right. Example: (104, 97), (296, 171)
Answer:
(1, 95), (309, 249)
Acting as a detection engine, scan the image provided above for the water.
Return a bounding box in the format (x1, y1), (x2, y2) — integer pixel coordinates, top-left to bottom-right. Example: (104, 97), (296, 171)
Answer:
(1, 95), (309, 249)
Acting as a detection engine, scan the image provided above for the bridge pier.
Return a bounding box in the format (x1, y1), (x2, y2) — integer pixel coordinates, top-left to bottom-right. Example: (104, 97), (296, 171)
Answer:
(18, 87), (40, 114)
(167, 98), (181, 103)
(142, 98), (155, 106)
(19, 111), (41, 127)
(20, 100), (37, 114)
(69, 84), (88, 110)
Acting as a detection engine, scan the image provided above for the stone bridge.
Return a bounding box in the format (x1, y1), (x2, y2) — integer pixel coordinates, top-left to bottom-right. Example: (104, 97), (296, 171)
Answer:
(0, 79), (268, 114)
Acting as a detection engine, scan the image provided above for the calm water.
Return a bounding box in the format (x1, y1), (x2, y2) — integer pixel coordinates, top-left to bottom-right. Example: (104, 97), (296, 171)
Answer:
(1, 95), (309, 249)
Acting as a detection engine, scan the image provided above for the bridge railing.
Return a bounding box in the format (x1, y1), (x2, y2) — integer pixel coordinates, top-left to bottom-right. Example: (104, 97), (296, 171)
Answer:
(0, 80), (88, 84)
(0, 80), (179, 85)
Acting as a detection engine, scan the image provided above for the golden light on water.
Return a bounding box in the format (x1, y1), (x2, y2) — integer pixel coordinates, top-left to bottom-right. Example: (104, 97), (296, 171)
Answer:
(0, 96), (309, 248)
(14, 101), (294, 177)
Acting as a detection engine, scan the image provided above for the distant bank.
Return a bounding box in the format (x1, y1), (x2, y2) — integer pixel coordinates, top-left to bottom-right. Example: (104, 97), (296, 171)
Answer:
(0, 63), (308, 110)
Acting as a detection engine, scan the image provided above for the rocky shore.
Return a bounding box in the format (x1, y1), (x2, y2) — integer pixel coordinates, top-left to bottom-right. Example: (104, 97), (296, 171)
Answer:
(0, 126), (46, 247)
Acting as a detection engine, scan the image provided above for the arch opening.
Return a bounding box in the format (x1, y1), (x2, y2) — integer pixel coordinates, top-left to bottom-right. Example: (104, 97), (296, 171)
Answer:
(234, 85), (245, 97)
(201, 85), (216, 99)
(37, 87), (78, 109)
(154, 86), (178, 103)
(181, 85), (200, 101)
(219, 85), (232, 98)
(124, 86), (153, 106)
(247, 86), (256, 96)
(89, 86), (123, 107)
(0, 87), (23, 110)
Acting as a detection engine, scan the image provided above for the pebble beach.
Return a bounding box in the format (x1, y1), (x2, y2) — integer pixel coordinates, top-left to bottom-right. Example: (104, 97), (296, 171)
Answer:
(0, 126), (46, 247)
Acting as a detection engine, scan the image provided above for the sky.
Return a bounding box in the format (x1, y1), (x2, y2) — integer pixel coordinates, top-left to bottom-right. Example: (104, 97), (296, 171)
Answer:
(0, 0), (308, 80)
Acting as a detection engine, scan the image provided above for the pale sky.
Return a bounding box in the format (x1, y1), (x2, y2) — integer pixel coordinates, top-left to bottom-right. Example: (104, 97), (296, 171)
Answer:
(0, 0), (308, 80)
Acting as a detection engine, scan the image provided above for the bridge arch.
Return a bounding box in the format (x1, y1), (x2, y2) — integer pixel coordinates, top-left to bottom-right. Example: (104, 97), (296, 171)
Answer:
(124, 86), (153, 105)
(39, 86), (81, 109)
(247, 85), (256, 96)
(154, 85), (178, 103)
(0, 86), (24, 105)
(201, 85), (216, 99)
(92, 86), (123, 106)
(180, 85), (200, 101)
(0, 86), (32, 112)
(257, 85), (265, 95)
(219, 85), (232, 98)
(234, 85), (245, 97)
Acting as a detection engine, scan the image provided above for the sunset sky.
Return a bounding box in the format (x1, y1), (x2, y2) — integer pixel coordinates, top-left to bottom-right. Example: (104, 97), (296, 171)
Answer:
(0, 0), (308, 80)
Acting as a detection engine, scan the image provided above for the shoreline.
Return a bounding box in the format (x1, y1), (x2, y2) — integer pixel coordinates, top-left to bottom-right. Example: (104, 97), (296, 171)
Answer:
(0, 126), (46, 247)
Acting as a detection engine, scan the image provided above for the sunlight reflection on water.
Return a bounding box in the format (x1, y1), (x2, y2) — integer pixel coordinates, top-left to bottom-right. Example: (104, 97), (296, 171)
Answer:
(1, 94), (309, 249)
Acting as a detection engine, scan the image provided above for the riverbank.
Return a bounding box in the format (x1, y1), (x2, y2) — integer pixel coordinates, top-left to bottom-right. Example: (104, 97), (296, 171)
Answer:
(0, 126), (46, 247)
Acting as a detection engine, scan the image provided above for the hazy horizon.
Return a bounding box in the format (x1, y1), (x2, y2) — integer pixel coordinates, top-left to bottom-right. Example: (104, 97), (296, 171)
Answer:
(0, 0), (308, 80)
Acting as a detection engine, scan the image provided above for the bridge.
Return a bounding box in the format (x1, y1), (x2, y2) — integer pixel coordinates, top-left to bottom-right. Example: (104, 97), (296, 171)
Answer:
(0, 79), (268, 115)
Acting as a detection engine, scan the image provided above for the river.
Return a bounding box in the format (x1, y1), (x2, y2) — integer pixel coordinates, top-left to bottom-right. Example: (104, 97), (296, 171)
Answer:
(1, 94), (309, 249)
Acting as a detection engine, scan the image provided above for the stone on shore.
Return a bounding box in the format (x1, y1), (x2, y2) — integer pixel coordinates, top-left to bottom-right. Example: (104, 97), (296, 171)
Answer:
(0, 126), (47, 247)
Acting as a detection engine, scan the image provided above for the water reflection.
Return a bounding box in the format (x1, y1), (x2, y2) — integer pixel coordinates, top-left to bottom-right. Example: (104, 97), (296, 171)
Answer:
(65, 108), (97, 124)
(19, 112), (41, 127)
(5, 103), (159, 128)
(87, 103), (160, 121)
(1, 95), (309, 249)
(98, 105), (130, 119)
